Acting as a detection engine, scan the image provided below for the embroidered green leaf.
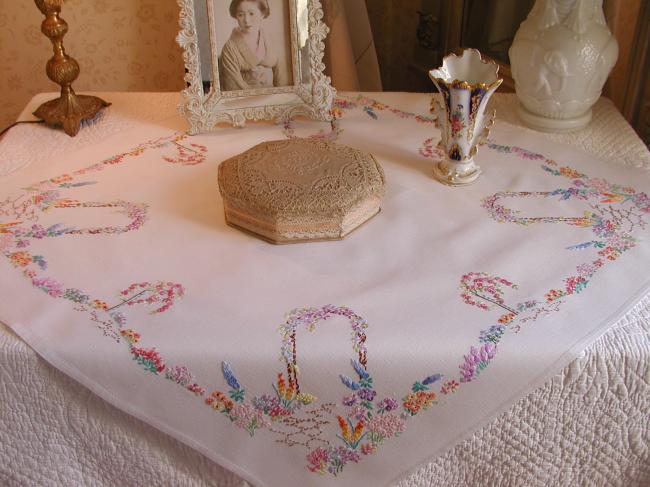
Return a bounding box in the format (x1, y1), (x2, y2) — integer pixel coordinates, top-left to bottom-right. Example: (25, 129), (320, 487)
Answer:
(359, 377), (373, 389)
(411, 381), (427, 392)
(229, 388), (246, 402)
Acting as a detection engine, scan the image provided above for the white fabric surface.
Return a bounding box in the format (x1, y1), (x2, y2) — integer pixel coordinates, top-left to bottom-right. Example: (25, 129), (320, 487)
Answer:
(1, 93), (649, 487)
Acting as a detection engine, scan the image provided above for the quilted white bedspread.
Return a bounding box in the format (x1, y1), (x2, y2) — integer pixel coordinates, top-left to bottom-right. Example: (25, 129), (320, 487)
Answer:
(1, 93), (649, 487)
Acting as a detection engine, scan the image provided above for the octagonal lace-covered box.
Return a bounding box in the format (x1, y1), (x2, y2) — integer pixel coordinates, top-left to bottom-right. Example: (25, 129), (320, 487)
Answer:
(218, 139), (386, 244)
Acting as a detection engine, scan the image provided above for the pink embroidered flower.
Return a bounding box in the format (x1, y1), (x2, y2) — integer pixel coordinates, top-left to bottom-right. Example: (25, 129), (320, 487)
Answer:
(232, 403), (269, 435)
(367, 414), (404, 440)
(116, 281), (184, 314)
(441, 380), (460, 394)
(186, 383), (205, 396)
(268, 404), (292, 419)
(360, 443), (377, 455)
(0, 233), (13, 252)
(165, 365), (193, 386)
(130, 347), (165, 374)
(588, 178), (610, 194)
(576, 262), (598, 278)
(306, 447), (330, 473)
(349, 405), (368, 422)
(564, 276), (588, 295)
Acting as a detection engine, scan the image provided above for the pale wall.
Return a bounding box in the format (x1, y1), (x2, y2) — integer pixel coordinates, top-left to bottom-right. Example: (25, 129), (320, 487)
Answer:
(0, 0), (185, 129)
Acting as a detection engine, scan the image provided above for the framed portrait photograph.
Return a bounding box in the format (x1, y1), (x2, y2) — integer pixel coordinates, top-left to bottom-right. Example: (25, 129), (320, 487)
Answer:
(177, 0), (336, 133)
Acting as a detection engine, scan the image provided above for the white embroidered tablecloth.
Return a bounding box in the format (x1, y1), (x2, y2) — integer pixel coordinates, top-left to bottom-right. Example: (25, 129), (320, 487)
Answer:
(1, 92), (649, 487)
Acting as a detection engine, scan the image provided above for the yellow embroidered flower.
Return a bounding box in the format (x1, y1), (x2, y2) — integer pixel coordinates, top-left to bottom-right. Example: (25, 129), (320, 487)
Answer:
(403, 391), (437, 415)
(498, 312), (516, 324)
(544, 289), (564, 303)
(559, 167), (583, 179)
(337, 416), (365, 446)
(50, 174), (72, 184)
(52, 199), (80, 208)
(205, 391), (234, 412)
(91, 299), (109, 310)
(0, 221), (20, 234)
(297, 393), (316, 405)
(120, 329), (141, 344)
(276, 372), (297, 401)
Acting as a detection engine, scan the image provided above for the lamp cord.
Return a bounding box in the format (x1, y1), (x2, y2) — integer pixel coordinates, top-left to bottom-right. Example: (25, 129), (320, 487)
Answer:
(0, 120), (45, 139)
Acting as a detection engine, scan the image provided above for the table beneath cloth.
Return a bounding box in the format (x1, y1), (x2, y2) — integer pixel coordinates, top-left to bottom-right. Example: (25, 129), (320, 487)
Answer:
(1, 92), (649, 487)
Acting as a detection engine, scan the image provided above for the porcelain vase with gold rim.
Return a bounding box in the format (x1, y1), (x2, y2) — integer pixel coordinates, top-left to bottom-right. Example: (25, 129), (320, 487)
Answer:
(429, 49), (502, 186)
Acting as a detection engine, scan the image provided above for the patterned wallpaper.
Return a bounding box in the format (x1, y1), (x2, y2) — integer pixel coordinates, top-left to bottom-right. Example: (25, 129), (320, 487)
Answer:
(0, 0), (185, 130)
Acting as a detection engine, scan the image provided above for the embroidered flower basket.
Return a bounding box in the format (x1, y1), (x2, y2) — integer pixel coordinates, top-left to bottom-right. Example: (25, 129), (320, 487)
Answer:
(217, 139), (386, 243)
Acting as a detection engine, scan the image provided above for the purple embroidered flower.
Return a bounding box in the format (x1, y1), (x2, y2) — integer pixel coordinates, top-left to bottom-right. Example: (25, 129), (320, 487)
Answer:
(252, 394), (279, 414)
(357, 388), (376, 402)
(334, 447), (360, 464)
(31, 277), (64, 298)
(327, 447), (360, 474)
(377, 397), (398, 412)
(110, 312), (126, 326)
(350, 405), (368, 422)
(30, 224), (48, 239)
(342, 394), (358, 407)
(459, 343), (497, 382)
(479, 325), (506, 344)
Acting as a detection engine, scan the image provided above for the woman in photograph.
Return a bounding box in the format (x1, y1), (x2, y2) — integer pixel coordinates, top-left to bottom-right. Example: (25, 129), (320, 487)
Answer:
(219, 0), (288, 90)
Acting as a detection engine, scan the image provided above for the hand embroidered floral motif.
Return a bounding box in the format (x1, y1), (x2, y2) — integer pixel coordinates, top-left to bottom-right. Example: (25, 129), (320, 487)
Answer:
(1, 101), (648, 477)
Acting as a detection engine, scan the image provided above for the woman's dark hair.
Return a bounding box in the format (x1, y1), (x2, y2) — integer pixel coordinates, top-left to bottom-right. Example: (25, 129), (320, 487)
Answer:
(229, 0), (270, 19)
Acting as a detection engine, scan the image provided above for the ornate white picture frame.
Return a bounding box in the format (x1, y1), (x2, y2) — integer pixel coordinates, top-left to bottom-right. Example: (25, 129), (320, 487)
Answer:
(176, 0), (336, 133)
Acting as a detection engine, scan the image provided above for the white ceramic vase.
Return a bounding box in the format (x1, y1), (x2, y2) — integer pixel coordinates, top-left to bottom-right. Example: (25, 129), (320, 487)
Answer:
(509, 0), (618, 132)
(429, 49), (502, 186)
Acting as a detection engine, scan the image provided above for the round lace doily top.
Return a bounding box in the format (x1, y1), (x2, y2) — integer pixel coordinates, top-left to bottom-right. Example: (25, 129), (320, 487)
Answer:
(218, 139), (386, 218)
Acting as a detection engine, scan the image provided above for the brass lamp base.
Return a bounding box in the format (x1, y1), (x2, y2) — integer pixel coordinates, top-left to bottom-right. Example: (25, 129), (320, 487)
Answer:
(33, 0), (110, 137)
(33, 90), (110, 137)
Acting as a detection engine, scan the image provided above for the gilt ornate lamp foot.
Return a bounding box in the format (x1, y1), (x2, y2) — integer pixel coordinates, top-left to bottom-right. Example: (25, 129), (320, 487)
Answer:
(33, 0), (109, 137)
